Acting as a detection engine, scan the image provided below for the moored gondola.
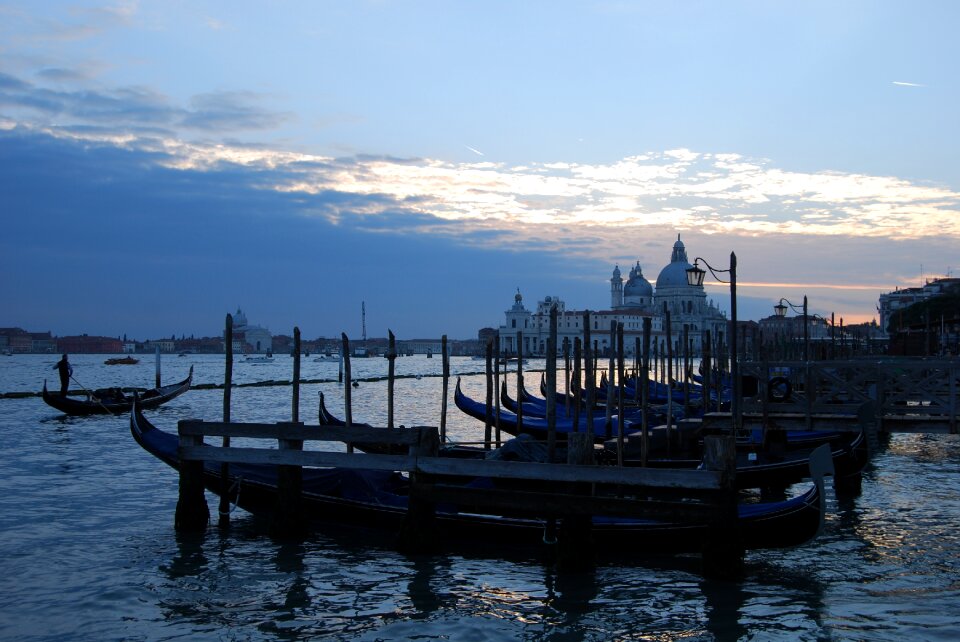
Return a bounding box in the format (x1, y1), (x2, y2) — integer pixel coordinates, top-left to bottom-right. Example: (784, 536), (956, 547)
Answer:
(130, 398), (829, 554)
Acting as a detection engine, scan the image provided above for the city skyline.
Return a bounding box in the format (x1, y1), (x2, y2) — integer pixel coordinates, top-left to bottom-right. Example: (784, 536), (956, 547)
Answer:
(2, 2), (958, 339)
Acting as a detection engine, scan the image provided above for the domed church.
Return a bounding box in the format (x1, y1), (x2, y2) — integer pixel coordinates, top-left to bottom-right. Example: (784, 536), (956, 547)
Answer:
(498, 235), (728, 357)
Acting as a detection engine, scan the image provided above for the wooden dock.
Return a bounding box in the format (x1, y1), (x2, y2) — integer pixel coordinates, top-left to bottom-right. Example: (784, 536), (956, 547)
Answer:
(175, 420), (744, 575)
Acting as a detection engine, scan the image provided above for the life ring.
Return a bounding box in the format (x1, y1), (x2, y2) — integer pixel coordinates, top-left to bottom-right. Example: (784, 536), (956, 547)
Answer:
(768, 376), (792, 402)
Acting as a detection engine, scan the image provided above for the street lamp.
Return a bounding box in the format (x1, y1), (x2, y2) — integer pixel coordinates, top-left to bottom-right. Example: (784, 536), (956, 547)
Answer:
(775, 296), (809, 361)
(686, 251), (739, 430)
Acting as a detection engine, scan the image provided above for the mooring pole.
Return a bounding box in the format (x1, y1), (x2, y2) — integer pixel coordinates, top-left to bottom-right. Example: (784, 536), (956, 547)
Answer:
(493, 333), (501, 447)
(292, 327), (301, 423)
(605, 320), (615, 441)
(440, 334), (449, 443)
(218, 313), (233, 528)
(664, 304), (673, 451)
(484, 338), (493, 450)
(642, 317), (651, 466)
(617, 322), (625, 467)
(516, 331), (524, 433)
(583, 311), (593, 429)
(547, 305), (558, 460)
(155, 345), (161, 388)
(572, 338), (582, 434)
(387, 330), (396, 429)
(341, 333), (353, 454)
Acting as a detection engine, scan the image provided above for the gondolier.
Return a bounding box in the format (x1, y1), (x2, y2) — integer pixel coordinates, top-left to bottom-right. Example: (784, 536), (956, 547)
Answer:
(54, 354), (72, 396)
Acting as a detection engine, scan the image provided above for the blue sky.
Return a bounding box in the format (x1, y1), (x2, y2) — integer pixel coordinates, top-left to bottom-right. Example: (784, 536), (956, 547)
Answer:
(2, 1), (958, 340)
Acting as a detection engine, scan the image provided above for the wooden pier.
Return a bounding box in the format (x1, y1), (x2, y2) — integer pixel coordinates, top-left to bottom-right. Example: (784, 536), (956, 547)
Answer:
(175, 419), (744, 575)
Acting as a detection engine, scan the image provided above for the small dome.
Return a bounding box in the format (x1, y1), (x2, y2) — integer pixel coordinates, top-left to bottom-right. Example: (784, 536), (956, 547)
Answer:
(612, 265), (621, 279)
(624, 262), (653, 297)
(514, 289), (523, 303)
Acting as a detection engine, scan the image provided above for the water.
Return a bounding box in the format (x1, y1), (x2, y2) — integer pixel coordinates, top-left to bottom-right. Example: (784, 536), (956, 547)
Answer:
(2, 354), (959, 641)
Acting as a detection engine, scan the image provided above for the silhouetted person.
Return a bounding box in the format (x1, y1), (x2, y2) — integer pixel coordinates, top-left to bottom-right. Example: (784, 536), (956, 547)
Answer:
(54, 354), (72, 396)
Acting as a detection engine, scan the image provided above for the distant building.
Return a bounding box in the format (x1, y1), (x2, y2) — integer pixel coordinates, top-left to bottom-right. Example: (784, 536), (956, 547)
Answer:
(0, 328), (32, 353)
(56, 335), (123, 353)
(230, 307), (272, 353)
(879, 277), (960, 334)
(497, 235), (729, 356)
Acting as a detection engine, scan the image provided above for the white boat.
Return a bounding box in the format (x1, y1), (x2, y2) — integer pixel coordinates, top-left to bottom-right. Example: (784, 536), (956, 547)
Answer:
(245, 356), (274, 363)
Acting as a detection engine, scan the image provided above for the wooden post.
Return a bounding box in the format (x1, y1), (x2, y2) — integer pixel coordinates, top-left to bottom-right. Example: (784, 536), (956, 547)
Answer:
(605, 320), (615, 440)
(547, 305), (558, 460)
(683, 325), (690, 418)
(175, 422), (209, 532)
(703, 330), (712, 415)
(664, 305), (673, 450)
(387, 330), (396, 429)
(634, 336), (641, 404)
(516, 331), (524, 433)
(398, 427), (440, 553)
(341, 333), (353, 454)
(292, 327), (300, 423)
(563, 337), (571, 419)
(484, 339), (493, 450)
(641, 318), (651, 466)
(572, 338), (582, 434)
(274, 424), (305, 538)
(701, 435), (743, 579)
(218, 314), (233, 528)
(440, 334), (449, 443)
(493, 334), (501, 447)
(616, 322), (625, 467)
(950, 362), (957, 435)
(155, 345), (161, 389)
(583, 311), (594, 430)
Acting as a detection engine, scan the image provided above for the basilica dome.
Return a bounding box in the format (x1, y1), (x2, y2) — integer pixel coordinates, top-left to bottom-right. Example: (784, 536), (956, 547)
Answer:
(656, 237), (695, 289)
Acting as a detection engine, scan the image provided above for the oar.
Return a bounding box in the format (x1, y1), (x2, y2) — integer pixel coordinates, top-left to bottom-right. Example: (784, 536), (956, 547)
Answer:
(69, 374), (116, 416)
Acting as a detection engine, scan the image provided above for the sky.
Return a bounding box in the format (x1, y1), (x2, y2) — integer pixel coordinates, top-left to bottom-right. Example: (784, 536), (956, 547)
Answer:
(2, 1), (958, 341)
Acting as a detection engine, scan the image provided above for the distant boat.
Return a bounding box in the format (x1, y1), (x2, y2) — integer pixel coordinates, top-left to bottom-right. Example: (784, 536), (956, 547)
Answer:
(245, 356), (274, 363)
(105, 356), (139, 365)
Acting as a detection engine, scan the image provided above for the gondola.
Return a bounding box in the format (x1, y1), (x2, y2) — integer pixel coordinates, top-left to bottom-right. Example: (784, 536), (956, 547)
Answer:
(42, 366), (193, 416)
(130, 398), (829, 554)
(458, 379), (867, 491)
(455, 378), (630, 442)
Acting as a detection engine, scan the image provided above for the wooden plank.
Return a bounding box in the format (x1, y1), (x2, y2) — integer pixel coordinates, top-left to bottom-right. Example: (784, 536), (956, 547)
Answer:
(179, 444), (723, 489)
(180, 445), (418, 471)
(411, 483), (725, 522)
(178, 420), (424, 445)
(416, 457), (723, 489)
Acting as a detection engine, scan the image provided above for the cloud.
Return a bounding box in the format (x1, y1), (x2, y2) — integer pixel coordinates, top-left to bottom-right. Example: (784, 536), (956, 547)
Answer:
(0, 70), (292, 134)
(892, 81), (925, 87)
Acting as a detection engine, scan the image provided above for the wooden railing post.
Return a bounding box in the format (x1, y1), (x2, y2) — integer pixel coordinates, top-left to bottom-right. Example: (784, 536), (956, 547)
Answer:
(398, 427), (440, 553)
(176, 421), (209, 532)
(701, 435), (742, 579)
(274, 423), (305, 538)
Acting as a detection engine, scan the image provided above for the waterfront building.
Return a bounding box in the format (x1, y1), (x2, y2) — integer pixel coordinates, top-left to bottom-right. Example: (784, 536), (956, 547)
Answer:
(230, 307), (273, 354)
(879, 277), (960, 334)
(497, 235), (728, 357)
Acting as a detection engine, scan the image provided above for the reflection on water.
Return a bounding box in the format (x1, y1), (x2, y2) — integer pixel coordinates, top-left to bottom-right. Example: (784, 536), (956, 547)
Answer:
(1, 354), (960, 640)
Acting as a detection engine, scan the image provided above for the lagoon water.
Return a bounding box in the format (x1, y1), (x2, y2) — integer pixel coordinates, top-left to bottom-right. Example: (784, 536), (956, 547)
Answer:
(1, 353), (959, 641)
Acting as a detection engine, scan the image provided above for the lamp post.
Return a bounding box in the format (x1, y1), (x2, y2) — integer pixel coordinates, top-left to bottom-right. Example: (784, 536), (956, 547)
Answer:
(775, 296), (809, 362)
(687, 251), (739, 431)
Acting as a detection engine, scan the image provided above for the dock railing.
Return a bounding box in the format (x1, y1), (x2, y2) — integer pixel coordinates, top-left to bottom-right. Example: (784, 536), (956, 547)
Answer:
(722, 358), (960, 434)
